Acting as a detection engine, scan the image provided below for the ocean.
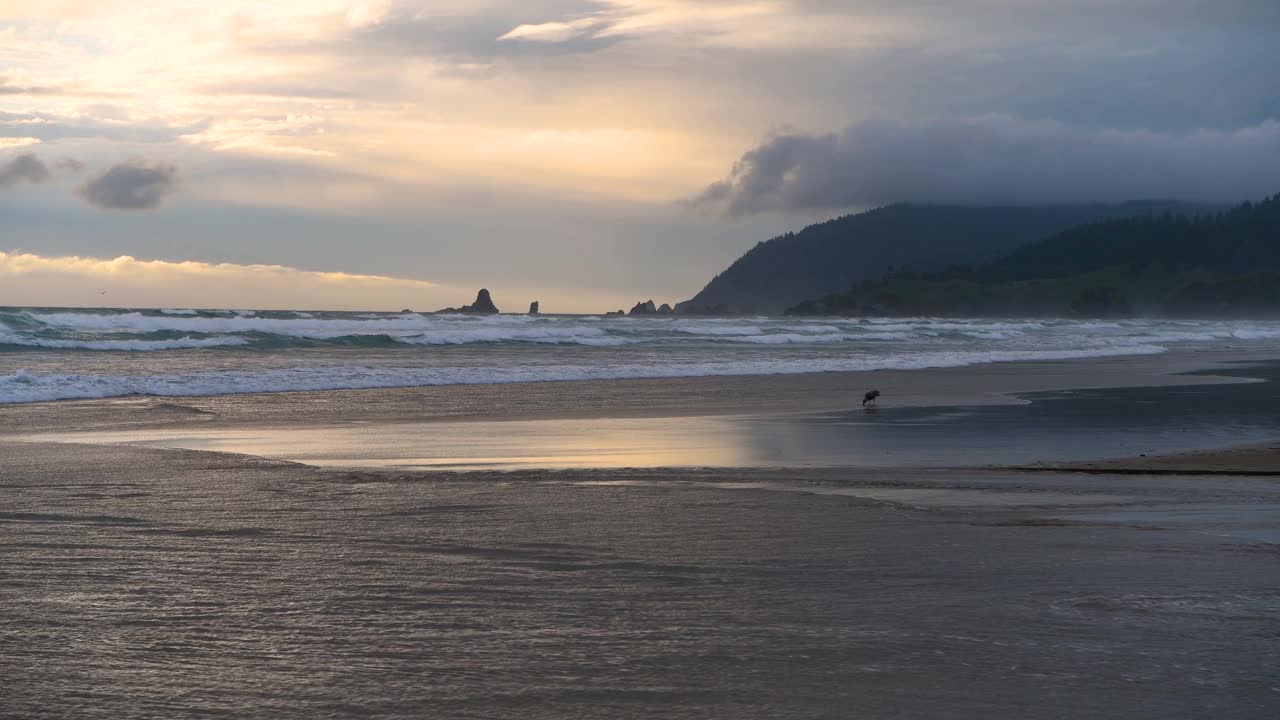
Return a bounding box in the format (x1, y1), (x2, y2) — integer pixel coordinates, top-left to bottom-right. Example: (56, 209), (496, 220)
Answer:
(3, 306), (1280, 404)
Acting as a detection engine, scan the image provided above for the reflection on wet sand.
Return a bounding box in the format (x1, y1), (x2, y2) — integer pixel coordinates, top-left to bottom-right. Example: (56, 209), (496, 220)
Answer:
(17, 416), (756, 471)
(17, 372), (1280, 471)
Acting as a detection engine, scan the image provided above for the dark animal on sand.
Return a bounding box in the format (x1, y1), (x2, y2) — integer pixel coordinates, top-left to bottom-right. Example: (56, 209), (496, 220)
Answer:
(863, 390), (881, 406)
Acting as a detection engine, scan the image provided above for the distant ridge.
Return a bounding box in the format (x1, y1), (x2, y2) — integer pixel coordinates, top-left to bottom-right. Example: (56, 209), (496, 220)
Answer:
(787, 194), (1280, 318)
(677, 201), (1214, 315)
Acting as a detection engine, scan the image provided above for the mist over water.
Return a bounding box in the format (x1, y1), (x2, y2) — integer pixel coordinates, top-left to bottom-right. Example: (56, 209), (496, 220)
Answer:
(3, 306), (1280, 404)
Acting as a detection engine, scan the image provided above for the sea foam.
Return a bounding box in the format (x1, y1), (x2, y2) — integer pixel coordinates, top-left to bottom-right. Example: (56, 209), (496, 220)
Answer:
(0, 345), (1170, 404)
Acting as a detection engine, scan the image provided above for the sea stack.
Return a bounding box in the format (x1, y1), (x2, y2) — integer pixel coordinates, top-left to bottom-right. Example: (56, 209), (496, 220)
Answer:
(628, 300), (659, 316)
(528, 301), (540, 315)
(437, 288), (500, 314)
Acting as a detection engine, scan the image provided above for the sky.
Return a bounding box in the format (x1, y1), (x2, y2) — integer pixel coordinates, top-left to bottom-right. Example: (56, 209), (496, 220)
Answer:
(1, 0), (1278, 311)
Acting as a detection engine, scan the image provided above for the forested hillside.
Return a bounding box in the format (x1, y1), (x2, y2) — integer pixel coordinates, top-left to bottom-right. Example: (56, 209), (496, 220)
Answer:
(787, 195), (1280, 318)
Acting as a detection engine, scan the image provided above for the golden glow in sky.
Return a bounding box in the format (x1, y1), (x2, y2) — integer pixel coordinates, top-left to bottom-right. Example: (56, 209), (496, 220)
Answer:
(2, 1), (1276, 310)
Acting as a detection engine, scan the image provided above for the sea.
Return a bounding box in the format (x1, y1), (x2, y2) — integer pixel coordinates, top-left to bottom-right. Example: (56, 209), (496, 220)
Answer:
(3, 306), (1280, 405)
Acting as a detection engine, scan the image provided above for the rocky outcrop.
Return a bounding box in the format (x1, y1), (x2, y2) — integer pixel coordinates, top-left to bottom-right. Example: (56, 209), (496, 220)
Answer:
(528, 301), (540, 315)
(628, 300), (657, 315)
(674, 302), (732, 315)
(633, 300), (682, 316)
(605, 309), (625, 316)
(437, 288), (500, 314)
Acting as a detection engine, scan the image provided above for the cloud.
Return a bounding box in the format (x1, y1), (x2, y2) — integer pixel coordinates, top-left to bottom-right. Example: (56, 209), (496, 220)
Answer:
(694, 116), (1280, 214)
(79, 161), (179, 210)
(499, 18), (602, 42)
(0, 75), (61, 95)
(0, 111), (211, 144)
(0, 153), (51, 189)
(0, 251), (455, 311)
(491, 1), (918, 50)
(0, 151), (85, 191)
(55, 157), (85, 173)
(0, 138), (41, 150)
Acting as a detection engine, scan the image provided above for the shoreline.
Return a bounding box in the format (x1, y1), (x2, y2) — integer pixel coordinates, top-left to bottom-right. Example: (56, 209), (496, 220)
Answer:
(1010, 439), (1280, 476)
(2, 347), (1274, 436)
(5, 375), (1278, 718)
(3, 348), (1279, 474)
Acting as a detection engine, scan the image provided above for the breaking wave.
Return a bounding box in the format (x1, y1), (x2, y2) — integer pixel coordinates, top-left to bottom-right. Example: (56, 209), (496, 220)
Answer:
(0, 345), (1169, 404)
(3, 306), (1280, 404)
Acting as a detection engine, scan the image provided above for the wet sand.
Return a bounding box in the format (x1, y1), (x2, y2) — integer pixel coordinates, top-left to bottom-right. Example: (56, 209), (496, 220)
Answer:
(3, 442), (1279, 719)
(3, 350), (1280, 718)
(0, 348), (1270, 435)
(1017, 440), (1280, 475)
(10, 351), (1280, 472)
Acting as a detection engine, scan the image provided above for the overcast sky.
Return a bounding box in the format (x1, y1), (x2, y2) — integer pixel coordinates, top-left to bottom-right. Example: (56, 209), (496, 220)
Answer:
(2, 1), (1278, 311)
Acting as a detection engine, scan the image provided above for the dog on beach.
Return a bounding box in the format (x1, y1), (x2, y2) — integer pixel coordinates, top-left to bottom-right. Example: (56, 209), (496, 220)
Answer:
(862, 389), (881, 406)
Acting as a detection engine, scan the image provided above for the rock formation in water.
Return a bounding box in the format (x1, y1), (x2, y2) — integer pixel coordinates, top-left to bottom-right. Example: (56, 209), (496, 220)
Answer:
(677, 302), (731, 315)
(628, 300), (658, 316)
(626, 300), (676, 316)
(605, 309), (625, 316)
(437, 288), (500, 314)
(528, 301), (540, 315)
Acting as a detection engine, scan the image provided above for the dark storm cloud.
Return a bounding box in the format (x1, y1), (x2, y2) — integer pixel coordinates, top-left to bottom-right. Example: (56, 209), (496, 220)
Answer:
(694, 116), (1280, 215)
(0, 153), (51, 189)
(79, 161), (179, 210)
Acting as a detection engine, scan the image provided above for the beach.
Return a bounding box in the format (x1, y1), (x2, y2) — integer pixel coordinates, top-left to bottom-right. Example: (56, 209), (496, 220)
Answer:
(7, 1), (1278, 716)
(3, 350), (1279, 719)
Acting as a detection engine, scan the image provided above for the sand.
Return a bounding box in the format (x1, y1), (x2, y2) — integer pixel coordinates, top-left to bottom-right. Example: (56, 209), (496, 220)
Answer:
(1016, 440), (1280, 475)
(1, 348), (1271, 436)
(3, 348), (1279, 718)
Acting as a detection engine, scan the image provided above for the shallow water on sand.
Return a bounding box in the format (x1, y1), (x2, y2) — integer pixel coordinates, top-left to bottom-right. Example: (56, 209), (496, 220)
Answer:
(3, 442), (1278, 720)
(21, 375), (1280, 470)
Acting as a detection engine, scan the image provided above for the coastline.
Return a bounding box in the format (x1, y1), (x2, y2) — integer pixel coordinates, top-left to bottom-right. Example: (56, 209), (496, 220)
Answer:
(2, 347), (1274, 436)
(4, 346), (1279, 474)
(5, 349), (1279, 718)
(4, 438), (1278, 718)
(1012, 440), (1280, 476)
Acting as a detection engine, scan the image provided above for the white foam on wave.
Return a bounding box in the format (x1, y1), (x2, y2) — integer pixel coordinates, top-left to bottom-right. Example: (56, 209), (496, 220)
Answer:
(0, 333), (249, 351)
(671, 323), (764, 336)
(392, 327), (633, 347)
(731, 332), (855, 344)
(1230, 328), (1280, 340)
(963, 330), (1024, 340)
(5, 309), (1280, 361)
(22, 310), (549, 337)
(0, 344), (1170, 404)
(12, 310), (638, 348)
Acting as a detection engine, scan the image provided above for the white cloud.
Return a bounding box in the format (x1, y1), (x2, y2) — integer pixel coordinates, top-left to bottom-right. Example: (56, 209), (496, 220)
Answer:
(0, 137), (40, 149)
(499, 18), (602, 42)
(0, 251), (461, 310)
